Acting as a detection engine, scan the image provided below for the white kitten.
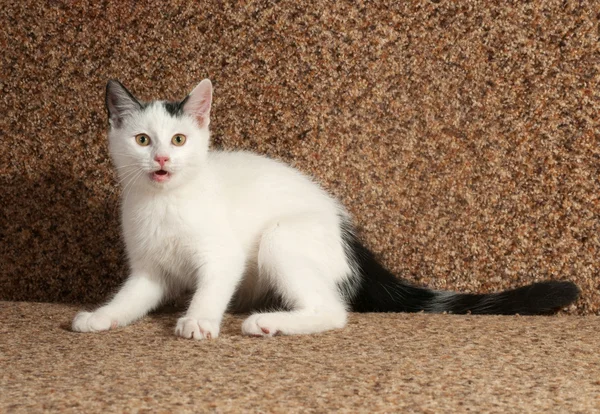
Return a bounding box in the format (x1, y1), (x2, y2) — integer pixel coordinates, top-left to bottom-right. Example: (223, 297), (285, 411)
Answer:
(72, 80), (579, 339)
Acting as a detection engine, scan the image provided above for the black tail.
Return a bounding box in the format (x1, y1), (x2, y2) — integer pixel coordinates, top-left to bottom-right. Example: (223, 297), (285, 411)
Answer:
(344, 234), (580, 315)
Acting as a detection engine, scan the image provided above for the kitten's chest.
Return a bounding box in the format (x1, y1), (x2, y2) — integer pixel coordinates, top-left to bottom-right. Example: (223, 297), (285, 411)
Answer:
(123, 198), (200, 273)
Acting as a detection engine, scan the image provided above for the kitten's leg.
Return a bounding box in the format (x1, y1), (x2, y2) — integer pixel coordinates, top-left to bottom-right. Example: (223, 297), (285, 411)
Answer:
(72, 270), (164, 332)
(242, 216), (349, 337)
(175, 245), (245, 340)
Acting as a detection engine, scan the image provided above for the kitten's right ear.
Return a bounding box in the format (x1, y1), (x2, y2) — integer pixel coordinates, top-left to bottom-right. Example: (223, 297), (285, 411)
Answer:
(105, 80), (142, 128)
(182, 79), (213, 128)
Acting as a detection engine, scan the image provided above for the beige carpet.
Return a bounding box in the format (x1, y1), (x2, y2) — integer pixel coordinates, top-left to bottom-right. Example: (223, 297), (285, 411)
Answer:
(1, 302), (598, 412)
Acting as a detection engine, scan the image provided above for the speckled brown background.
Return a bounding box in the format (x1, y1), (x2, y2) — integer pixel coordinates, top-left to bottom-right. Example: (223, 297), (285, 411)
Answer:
(1, 1), (599, 313)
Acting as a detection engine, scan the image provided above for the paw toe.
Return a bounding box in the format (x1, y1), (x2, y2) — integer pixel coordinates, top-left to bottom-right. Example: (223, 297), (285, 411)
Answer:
(175, 317), (219, 340)
(242, 314), (277, 337)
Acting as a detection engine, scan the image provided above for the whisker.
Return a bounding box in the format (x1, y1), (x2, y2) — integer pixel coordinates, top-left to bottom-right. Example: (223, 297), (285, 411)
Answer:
(123, 170), (145, 203)
(116, 168), (142, 186)
(119, 168), (141, 192)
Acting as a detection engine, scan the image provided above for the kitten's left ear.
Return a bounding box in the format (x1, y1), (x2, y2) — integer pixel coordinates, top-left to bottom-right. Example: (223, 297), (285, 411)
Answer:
(105, 80), (143, 128)
(182, 79), (213, 128)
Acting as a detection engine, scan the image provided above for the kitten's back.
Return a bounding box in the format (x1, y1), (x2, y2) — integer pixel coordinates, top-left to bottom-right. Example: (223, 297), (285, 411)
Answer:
(208, 150), (342, 218)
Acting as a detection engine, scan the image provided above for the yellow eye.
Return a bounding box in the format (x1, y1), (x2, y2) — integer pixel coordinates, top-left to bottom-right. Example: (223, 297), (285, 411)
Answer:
(135, 134), (150, 146)
(172, 134), (187, 146)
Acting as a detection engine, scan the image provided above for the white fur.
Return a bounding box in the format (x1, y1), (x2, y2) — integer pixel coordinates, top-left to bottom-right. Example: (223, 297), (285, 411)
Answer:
(72, 79), (354, 338)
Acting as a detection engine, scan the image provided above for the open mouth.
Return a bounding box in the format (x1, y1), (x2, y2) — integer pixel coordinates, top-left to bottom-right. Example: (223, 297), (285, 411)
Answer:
(151, 169), (171, 183)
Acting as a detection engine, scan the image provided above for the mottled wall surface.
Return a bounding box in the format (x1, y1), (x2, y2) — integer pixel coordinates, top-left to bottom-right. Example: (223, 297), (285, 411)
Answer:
(1, 1), (598, 313)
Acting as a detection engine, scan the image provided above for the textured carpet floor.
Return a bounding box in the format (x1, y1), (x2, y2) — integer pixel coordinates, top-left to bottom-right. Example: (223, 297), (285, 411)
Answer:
(1, 1), (599, 313)
(1, 302), (599, 413)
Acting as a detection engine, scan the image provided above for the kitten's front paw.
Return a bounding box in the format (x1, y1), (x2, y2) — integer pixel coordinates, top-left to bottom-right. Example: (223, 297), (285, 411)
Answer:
(175, 317), (219, 340)
(72, 311), (117, 332)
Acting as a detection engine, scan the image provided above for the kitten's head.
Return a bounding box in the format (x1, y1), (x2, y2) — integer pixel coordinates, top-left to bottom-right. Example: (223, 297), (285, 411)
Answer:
(105, 79), (213, 192)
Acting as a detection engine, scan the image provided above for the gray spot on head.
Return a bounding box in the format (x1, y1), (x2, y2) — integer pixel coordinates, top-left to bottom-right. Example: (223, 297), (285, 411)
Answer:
(162, 96), (189, 118)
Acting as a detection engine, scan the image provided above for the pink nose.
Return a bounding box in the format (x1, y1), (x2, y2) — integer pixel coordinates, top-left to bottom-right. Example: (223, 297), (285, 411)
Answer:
(154, 155), (170, 168)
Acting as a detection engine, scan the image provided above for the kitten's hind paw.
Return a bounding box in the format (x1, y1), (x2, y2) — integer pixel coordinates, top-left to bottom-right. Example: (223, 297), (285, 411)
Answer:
(241, 314), (279, 337)
(72, 311), (116, 332)
(175, 317), (219, 340)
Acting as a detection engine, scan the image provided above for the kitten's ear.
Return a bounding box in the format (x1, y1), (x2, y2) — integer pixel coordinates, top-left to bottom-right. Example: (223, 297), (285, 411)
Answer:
(105, 80), (142, 128)
(182, 79), (213, 128)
